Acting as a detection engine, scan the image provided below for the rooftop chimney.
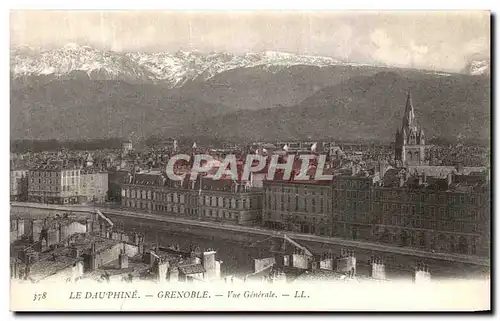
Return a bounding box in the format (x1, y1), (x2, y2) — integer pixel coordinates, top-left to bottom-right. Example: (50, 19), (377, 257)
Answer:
(413, 263), (431, 283)
(71, 247), (81, 259)
(203, 249), (217, 281)
(119, 250), (129, 269)
(336, 248), (356, 277)
(369, 256), (386, 280)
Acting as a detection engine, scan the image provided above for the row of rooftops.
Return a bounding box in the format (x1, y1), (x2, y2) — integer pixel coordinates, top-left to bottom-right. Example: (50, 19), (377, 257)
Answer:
(122, 172), (252, 193)
(26, 165), (108, 174)
(120, 164), (488, 193)
(15, 227), (218, 283)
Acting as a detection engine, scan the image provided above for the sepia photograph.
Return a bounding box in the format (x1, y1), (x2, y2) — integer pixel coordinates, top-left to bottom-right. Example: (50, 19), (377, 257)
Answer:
(8, 9), (491, 312)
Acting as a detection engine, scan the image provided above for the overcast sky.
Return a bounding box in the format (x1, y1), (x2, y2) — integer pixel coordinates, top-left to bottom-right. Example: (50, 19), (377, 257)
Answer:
(10, 11), (490, 72)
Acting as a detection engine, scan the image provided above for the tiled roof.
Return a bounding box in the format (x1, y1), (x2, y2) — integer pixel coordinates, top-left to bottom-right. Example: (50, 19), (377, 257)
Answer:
(245, 265), (274, 281)
(130, 173), (166, 186)
(293, 269), (349, 282)
(178, 264), (206, 275)
(27, 255), (79, 282)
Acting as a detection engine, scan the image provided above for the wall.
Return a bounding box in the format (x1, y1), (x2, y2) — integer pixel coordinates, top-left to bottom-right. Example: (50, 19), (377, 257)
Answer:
(40, 263), (80, 283)
(10, 230), (19, 243)
(291, 254), (309, 269)
(31, 220), (44, 242)
(203, 252), (217, 281)
(320, 257), (333, 270)
(254, 257), (276, 272)
(61, 222), (86, 240)
(46, 229), (60, 247)
(414, 270), (431, 283)
(370, 262), (386, 280)
(124, 243), (140, 257)
(95, 243), (123, 268)
(336, 256), (356, 274)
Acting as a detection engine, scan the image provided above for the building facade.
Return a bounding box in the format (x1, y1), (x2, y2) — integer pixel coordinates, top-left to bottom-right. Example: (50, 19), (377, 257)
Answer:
(331, 170), (379, 241)
(28, 166), (80, 204)
(372, 171), (490, 257)
(27, 166), (108, 205)
(262, 180), (332, 236)
(80, 169), (109, 204)
(11, 169), (28, 201)
(119, 173), (263, 225)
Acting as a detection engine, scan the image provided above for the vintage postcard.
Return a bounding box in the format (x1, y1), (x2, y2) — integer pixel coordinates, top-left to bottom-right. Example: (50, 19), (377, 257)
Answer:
(9, 10), (490, 311)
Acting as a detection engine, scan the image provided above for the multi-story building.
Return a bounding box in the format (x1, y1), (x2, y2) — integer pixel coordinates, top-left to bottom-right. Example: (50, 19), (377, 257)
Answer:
(80, 169), (108, 204)
(262, 180), (332, 236)
(108, 169), (131, 202)
(28, 165), (81, 204)
(260, 92), (490, 258)
(372, 170), (490, 256)
(331, 168), (380, 241)
(119, 173), (263, 225)
(27, 165), (108, 205)
(10, 169), (28, 201)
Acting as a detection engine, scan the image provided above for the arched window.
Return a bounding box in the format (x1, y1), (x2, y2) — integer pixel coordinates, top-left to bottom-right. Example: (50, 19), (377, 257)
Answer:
(410, 132), (416, 144)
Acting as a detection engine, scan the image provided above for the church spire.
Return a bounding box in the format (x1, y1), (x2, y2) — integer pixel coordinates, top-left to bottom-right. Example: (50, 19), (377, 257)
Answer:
(402, 89), (415, 130)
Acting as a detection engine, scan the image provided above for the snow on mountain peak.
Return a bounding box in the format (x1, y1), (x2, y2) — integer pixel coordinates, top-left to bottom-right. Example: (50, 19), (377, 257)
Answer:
(465, 59), (490, 76)
(10, 44), (351, 87)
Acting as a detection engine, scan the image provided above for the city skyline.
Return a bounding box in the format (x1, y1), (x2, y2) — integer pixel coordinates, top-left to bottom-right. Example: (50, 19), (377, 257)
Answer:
(9, 10), (491, 312)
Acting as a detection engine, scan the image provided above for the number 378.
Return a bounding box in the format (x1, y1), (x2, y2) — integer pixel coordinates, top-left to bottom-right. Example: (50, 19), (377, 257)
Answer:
(33, 292), (47, 301)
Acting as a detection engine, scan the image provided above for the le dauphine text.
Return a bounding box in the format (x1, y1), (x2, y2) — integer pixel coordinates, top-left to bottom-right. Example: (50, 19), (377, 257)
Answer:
(68, 290), (309, 300)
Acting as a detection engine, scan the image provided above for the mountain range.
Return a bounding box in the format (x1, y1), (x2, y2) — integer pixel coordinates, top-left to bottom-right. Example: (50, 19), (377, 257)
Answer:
(10, 44), (491, 143)
(11, 43), (368, 87)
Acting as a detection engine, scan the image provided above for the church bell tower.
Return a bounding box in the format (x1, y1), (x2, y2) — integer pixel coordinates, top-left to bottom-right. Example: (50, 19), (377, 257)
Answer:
(395, 90), (427, 167)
